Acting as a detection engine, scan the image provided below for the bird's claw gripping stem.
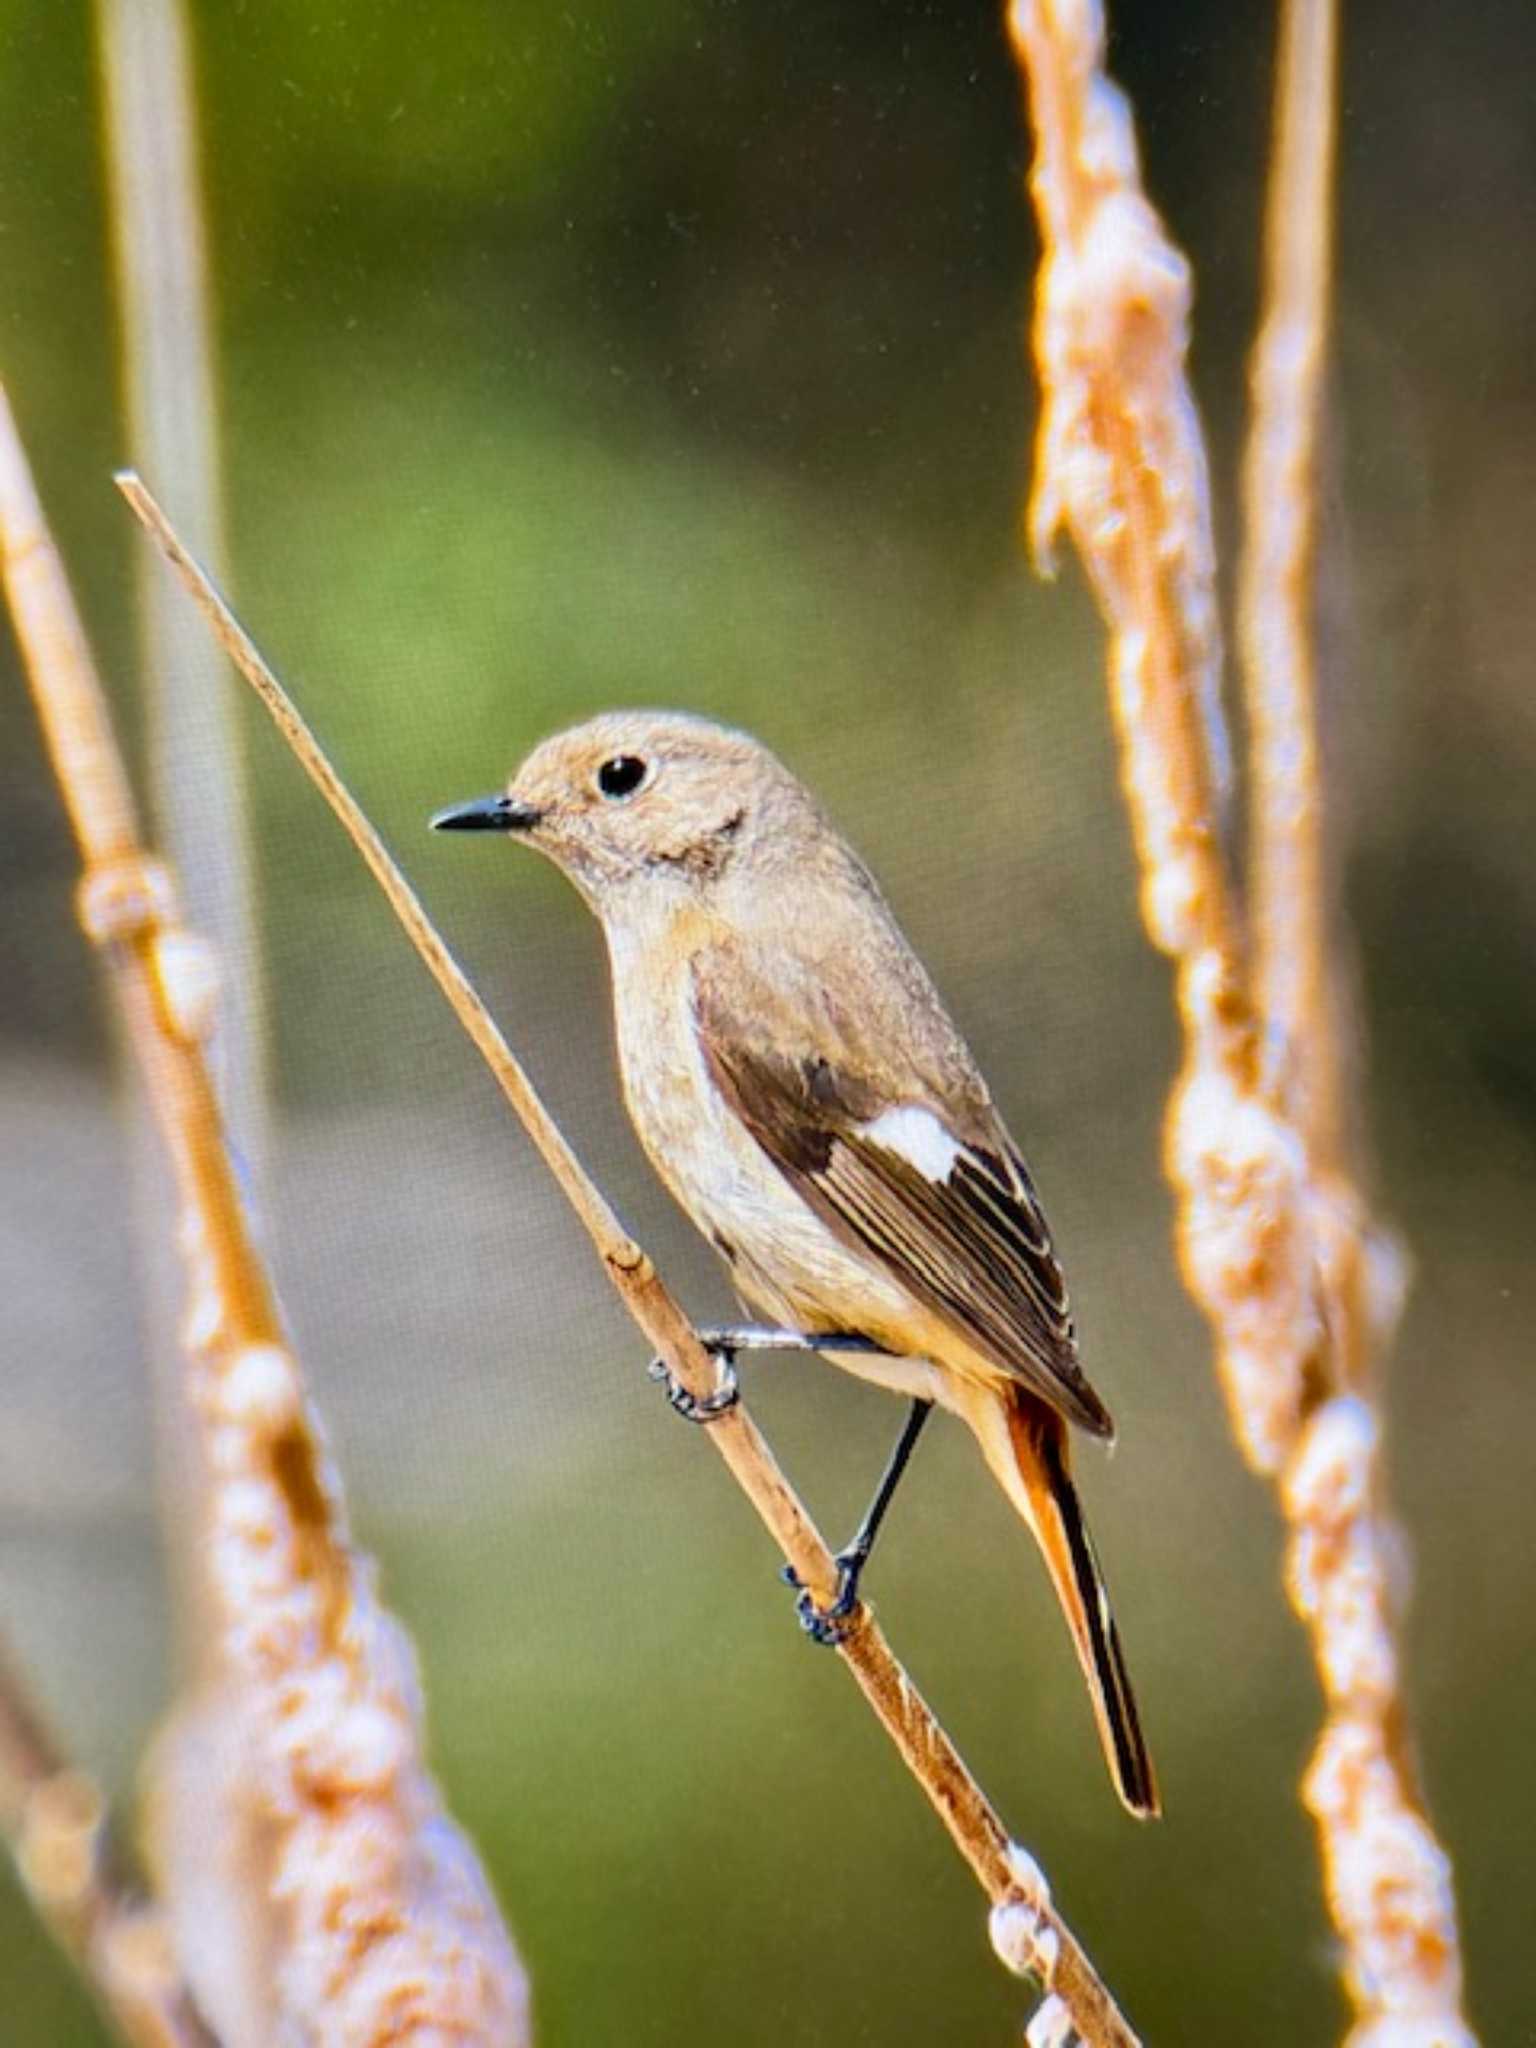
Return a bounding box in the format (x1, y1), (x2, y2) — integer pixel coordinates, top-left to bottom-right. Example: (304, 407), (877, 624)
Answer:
(646, 1338), (740, 1423)
(780, 1552), (866, 1646)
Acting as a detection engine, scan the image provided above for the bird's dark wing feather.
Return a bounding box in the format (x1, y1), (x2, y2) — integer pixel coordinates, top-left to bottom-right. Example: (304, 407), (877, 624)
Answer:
(692, 946), (1114, 1437)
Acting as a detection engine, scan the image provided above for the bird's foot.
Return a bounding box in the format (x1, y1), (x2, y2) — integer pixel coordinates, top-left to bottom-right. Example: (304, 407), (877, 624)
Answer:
(646, 1325), (880, 1424)
(780, 1550), (867, 1646)
(646, 1335), (740, 1424)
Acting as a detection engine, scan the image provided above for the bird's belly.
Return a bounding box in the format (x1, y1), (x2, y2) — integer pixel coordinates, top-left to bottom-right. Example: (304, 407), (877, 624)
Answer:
(615, 986), (917, 1342)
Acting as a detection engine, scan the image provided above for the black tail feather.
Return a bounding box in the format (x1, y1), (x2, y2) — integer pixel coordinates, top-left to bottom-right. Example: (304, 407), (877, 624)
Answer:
(1036, 1416), (1160, 1819)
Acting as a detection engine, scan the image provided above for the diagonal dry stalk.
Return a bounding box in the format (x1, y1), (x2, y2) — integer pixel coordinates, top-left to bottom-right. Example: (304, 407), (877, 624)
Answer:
(1008, 0), (1474, 2040)
(0, 1634), (216, 2048)
(0, 383), (530, 2048)
(118, 471), (1145, 2048)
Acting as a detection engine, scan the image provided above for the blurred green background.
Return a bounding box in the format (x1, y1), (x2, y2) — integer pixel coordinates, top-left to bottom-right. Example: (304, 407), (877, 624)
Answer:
(2, 1), (1532, 2041)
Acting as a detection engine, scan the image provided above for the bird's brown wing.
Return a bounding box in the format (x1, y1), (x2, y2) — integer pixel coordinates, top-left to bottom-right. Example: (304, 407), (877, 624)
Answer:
(691, 944), (1114, 1437)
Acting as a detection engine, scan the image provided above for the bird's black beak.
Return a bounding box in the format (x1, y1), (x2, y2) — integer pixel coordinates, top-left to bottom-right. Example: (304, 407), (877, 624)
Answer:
(430, 792), (544, 834)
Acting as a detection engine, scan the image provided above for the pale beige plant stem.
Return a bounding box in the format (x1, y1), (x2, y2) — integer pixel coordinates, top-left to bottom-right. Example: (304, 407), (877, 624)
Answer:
(96, 0), (258, 1677)
(1241, 6), (1471, 2042)
(0, 1637), (216, 2048)
(0, 385), (529, 2048)
(118, 470), (1143, 2048)
(96, 0), (262, 1161)
(1009, 1), (1473, 2039)
(1009, 0), (1307, 1465)
(1240, 0), (1340, 1167)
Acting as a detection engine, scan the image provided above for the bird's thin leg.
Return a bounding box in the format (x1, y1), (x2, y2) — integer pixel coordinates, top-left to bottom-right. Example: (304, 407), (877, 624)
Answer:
(701, 1326), (890, 1357)
(788, 1397), (934, 1645)
(837, 1395), (934, 1585)
(647, 1327), (890, 1423)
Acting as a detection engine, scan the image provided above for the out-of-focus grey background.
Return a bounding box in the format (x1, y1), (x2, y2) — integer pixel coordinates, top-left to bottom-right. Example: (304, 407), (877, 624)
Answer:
(1, 1), (1531, 2040)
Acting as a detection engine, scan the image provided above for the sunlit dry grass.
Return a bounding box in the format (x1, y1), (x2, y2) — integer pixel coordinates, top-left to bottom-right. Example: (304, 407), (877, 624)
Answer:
(1008, 0), (1474, 2038)
(0, 384), (530, 2048)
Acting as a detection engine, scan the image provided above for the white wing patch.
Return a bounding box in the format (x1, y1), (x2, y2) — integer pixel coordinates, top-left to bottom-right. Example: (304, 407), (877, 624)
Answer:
(861, 1103), (964, 1182)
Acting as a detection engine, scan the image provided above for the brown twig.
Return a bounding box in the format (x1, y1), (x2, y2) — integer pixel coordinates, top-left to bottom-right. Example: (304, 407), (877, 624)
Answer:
(117, 468), (1144, 2048)
(1008, 1), (1474, 2039)
(1, 384), (530, 2047)
(0, 1635), (217, 2048)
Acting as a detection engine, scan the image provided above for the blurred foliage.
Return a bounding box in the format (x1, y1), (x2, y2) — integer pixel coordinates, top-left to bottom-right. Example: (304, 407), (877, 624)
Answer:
(2, 1), (1535, 2043)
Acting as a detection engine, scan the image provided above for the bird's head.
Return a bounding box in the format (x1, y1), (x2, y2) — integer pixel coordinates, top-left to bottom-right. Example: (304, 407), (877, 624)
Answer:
(432, 710), (813, 909)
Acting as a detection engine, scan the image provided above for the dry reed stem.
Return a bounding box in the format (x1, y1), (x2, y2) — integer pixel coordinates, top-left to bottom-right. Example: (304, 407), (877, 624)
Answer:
(1238, 0), (1340, 1172)
(118, 472), (1144, 2048)
(0, 1637), (216, 2048)
(1009, 2), (1474, 2039)
(0, 385), (529, 2048)
(96, 0), (264, 1163)
(96, 0), (263, 1663)
(1008, 0), (1308, 1472)
(1240, 6), (1472, 2040)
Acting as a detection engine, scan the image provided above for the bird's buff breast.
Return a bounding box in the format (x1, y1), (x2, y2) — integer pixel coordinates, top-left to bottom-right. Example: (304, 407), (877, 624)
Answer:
(606, 918), (920, 1348)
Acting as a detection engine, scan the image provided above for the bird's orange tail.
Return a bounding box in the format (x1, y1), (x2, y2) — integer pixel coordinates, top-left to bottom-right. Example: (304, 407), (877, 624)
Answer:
(955, 1382), (1160, 1819)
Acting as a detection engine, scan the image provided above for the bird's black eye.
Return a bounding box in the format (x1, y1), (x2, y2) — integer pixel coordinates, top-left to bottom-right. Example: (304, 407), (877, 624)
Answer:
(596, 754), (649, 801)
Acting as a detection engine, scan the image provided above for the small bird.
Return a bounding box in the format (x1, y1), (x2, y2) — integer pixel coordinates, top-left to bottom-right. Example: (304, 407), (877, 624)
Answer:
(434, 711), (1158, 1817)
